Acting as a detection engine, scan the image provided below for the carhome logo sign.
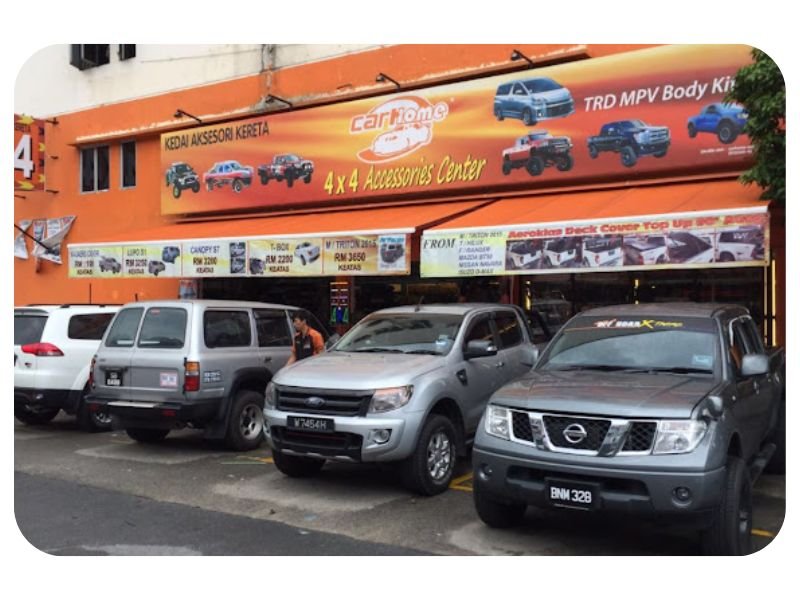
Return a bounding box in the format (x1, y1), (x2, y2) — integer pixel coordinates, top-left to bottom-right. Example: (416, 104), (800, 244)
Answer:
(350, 96), (449, 163)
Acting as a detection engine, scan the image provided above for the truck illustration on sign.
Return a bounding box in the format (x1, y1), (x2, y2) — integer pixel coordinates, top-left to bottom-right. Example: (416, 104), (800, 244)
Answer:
(494, 77), (575, 125)
(501, 131), (574, 176)
(165, 162), (201, 199)
(203, 160), (254, 193)
(258, 154), (314, 187)
(587, 120), (670, 167)
(687, 103), (748, 144)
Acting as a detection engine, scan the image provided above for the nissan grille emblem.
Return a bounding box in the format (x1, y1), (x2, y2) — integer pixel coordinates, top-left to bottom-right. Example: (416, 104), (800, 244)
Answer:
(305, 396), (326, 408)
(563, 423), (587, 445)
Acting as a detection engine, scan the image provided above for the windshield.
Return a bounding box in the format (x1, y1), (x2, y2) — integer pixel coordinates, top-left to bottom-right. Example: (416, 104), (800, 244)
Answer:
(622, 120), (646, 129)
(175, 164), (190, 174)
(523, 78), (561, 93)
(540, 316), (717, 374)
(334, 313), (464, 356)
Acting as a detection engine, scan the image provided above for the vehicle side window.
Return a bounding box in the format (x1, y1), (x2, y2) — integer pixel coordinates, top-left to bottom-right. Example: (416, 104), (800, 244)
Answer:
(494, 312), (523, 349)
(68, 313), (115, 340)
(138, 308), (187, 348)
(513, 84), (525, 96)
(729, 321), (750, 374)
(14, 314), (48, 345)
(105, 308), (143, 347)
(204, 310), (251, 348)
(742, 318), (765, 354)
(254, 309), (292, 347)
(464, 315), (495, 347)
(497, 84), (511, 95)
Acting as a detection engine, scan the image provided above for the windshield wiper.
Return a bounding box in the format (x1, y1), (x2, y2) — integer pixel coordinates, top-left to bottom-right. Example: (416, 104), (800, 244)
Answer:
(348, 347), (406, 353)
(404, 349), (442, 355)
(639, 366), (712, 375)
(548, 364), (631, 372)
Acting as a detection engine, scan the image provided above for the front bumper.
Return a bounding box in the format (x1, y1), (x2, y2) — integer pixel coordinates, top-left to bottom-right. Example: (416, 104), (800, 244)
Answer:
(264, 408), (420, 462)
(473, 445), (725, 517)
(86, 394), (221, 429)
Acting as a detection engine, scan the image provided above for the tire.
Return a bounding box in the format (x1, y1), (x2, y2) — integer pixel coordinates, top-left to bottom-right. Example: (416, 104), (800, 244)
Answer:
(77, 387), (113, 433)
(688, 123), (697, 138)
(300, 255), (306, 266)
(172, 185), (182, 199)
(522, 108), (535, 126)
(14, 405), (60, 425)
(495, 107), (504, 121)
(224, 390), (265, 451)
(654, 149), (668, 158)
(272, 451), (326, 478)
(206, 181), (214, 192)
(303, 174), (312, 184)
(473, 478), (526, 528)
(718, 252), (735, 262)
(588, 144), (598, 159)
(717, 121), (738, 144)
(526, 155), (545, 176)
(286, 175), (294, 188)
(620, 146), (637, 168)
(260, 174), (268, 185)
(100, 265), (105, 272)
(401, 414), (457, 496)
(582, 257), (590, 267)
(656, 254), (667, 265)
(764, 400), (786, 475)
(556, 154), (574, 171)
(232, 179), (243, 193)
(126, 428), (170, 443)
(502, 158), (512, 175)
(701, 456), (752, 555)
(191, 182), (200, 193)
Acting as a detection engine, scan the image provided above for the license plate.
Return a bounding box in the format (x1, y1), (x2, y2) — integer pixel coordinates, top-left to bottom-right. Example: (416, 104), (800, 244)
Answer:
(546, 479), (597, 510)
(287, 415), (334, 432)
(105, 369), (122, 387)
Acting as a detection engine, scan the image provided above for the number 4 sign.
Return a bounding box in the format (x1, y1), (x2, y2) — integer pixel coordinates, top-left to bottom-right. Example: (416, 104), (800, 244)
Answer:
(14, 114), (45, 192)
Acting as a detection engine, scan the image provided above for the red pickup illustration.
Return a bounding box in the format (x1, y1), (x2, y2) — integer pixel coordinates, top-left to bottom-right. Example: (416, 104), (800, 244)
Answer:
(203, 160), (254, 193)
(501, 130), (574, 177)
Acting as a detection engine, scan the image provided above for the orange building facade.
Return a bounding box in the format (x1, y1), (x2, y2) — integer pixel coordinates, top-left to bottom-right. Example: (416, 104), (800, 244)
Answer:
(14, 44), (784, 346)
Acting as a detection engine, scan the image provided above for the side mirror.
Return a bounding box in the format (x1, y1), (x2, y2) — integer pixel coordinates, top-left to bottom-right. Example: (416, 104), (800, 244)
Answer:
(464, 339), (498, 360)
(325, 333), (341, 350)
(740, 353), (769, 377)
(520, 344), (539, 367)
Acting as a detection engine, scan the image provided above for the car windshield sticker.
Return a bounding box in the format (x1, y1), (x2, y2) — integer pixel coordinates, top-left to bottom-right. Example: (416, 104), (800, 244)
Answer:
(592, 319), (684, 329)
(692, 355), (713, 369)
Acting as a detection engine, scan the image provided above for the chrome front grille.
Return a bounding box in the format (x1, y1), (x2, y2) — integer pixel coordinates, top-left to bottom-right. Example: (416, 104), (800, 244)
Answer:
(507, 409), (658, 456)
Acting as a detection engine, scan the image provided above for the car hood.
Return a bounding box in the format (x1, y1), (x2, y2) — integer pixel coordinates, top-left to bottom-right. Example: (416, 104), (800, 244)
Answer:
(274, 351), (446, 390)
(491, 370), (717, 418)
(534, 88), (572, 103)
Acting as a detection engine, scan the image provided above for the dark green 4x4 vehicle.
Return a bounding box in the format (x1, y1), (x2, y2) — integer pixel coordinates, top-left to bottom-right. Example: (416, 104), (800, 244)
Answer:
(473, 303), (785, 555)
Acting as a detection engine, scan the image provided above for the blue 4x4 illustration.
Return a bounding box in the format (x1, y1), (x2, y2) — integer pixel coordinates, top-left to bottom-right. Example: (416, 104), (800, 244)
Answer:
(687, 103), (748, 144)
(494, 77), (575, 126)
(587, 120), (670, 168)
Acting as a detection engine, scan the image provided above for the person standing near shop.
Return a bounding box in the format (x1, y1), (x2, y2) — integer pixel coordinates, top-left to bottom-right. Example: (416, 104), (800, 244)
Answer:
(287, 313), (325, 365)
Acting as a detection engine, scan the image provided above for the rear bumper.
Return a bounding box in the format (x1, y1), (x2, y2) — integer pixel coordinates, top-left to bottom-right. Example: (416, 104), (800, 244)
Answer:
(15, 387), (81, 413)
(86, 393), (222, 429)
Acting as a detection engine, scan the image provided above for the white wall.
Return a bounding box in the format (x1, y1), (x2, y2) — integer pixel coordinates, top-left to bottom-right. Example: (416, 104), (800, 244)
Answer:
(14, 44), (380, 118)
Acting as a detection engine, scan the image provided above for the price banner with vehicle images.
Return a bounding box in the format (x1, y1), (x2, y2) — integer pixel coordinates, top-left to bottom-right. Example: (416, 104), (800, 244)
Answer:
(69, 234), (409, 278)
(421, 210), (769, 277)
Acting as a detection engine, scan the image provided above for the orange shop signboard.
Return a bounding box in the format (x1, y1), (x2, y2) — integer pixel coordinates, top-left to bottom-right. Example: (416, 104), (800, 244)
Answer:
(160, 45), (754, 217)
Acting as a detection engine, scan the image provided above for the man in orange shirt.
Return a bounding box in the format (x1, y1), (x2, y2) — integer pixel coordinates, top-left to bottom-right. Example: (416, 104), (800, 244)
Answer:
(287, 313), (325, 365)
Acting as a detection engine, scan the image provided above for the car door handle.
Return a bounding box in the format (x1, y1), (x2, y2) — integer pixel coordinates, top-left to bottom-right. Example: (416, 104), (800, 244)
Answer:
(263, 356), (272, 363)
(494, 361), (505, 369)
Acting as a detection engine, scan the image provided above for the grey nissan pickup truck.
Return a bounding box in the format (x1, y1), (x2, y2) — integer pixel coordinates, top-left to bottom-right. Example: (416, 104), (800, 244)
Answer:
(264, 304), (539, 495)
(473, 303), (785, 555)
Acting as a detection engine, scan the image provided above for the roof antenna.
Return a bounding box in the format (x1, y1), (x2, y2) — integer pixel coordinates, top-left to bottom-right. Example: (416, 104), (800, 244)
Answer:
(414, 296), (425, 312)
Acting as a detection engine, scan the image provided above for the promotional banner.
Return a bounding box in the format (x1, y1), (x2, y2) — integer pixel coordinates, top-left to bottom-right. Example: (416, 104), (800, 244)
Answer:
(421, 211), (769, 277)
(160, 45), (754, 217)
(32, 216), (75, 264)
(14, 219), (32, 259)
(69, 234), (409, 278)
(14, 114), (46, 192)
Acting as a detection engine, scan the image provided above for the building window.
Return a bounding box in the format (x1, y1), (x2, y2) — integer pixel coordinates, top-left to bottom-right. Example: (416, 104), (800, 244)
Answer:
(121, 141), (136, 188)
(81, 146), (110, 193)
(70, 45), (110, 70)
(118, 45), (136, 61)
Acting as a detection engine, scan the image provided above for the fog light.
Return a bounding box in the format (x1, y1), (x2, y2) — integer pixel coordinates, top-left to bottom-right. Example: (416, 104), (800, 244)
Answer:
(478, 463), (493, 481)
(673, 486), (692, 502)
(370, 429), (391, 444)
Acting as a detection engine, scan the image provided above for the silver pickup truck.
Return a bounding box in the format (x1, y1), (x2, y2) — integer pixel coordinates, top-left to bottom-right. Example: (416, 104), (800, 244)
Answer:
(473, 303), (785, 555)
(264, 304), (539, 495)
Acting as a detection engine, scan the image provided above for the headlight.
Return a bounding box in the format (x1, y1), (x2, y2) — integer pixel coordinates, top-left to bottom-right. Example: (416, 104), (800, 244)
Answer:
(368, 386), (413, 413)
(652, 420), (707, 454)
(485, 405), (511, 440)
(634, 132), (648, 143)
(264, 381), (277, 409)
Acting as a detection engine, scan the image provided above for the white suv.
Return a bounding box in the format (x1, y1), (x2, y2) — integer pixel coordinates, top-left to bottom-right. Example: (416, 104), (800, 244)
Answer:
(14, 304), (119, 431)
